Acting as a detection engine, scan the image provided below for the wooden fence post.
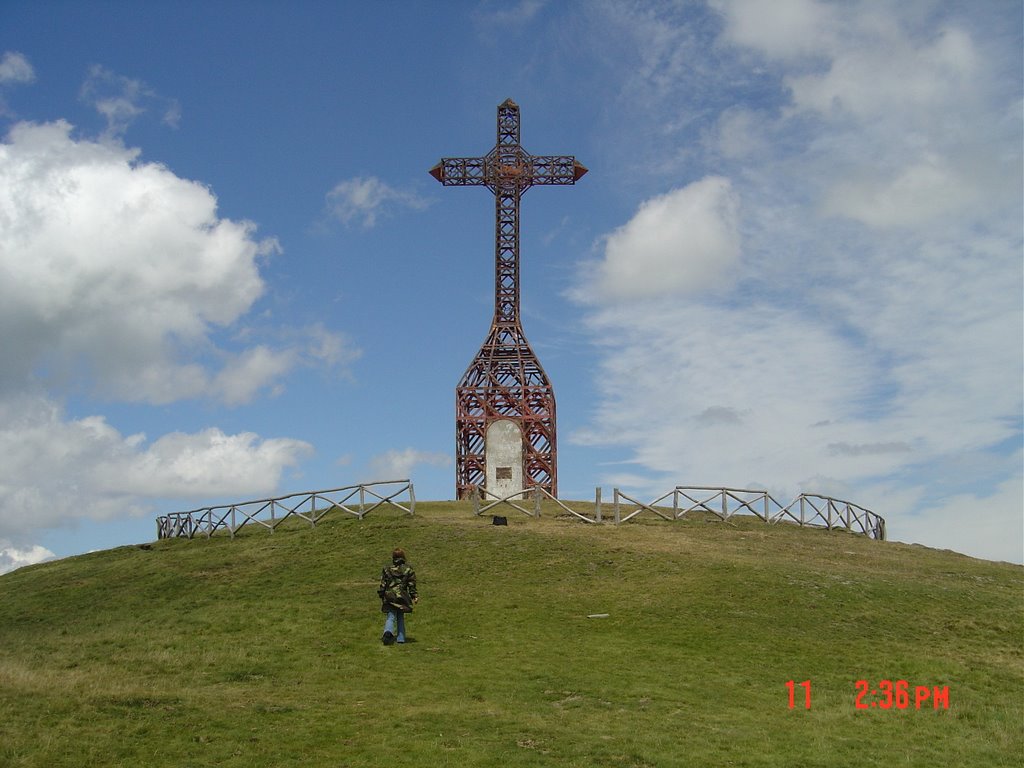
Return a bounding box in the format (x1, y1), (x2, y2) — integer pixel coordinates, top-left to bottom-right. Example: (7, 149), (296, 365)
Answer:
(614, 488), (621, 525)
(595, 487), (602, 522)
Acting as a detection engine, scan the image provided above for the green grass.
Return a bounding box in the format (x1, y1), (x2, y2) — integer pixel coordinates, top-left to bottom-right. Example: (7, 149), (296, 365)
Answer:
(0, 501), (1021, 767)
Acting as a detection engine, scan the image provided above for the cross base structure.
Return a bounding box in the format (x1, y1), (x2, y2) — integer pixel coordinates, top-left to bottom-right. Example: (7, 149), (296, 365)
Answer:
(455, 323), (555, 500)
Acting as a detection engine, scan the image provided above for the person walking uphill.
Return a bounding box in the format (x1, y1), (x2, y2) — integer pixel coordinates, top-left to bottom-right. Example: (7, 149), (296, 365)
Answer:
(378, 548), (418, 645)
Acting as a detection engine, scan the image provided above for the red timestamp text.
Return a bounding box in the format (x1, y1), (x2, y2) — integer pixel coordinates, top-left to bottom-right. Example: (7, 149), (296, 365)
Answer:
(786, 680), (812, 709)
(855, 680), (950, 710)
(786, 679), (951, 710)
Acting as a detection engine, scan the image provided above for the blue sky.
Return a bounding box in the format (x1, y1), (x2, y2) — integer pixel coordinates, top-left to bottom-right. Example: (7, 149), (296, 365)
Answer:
(0, 0), (1020, 571)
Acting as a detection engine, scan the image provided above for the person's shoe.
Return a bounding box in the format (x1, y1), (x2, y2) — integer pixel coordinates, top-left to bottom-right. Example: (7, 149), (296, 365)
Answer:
(382, 631), (395, 645)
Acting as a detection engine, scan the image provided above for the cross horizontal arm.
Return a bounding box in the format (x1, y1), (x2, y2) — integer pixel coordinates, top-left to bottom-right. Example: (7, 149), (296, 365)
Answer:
(429, 155), (587, 188)
(529, 155), (588, 185)
(429, 157), (486, 186)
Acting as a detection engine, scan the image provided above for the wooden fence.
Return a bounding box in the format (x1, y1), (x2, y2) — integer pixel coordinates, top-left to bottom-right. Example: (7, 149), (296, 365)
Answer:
(469, 484), (885, 540)
(469, 484), (598, 524)
(155, 480), (415, 540)
(156, 480), (883, 542)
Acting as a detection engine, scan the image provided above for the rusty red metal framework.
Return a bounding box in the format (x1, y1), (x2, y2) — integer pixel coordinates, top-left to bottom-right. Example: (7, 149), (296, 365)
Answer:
(430, 99), (587, 499)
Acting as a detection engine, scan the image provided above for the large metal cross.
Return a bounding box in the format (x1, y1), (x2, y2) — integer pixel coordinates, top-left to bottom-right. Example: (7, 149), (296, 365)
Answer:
(429, 98), (587, 327)
(430, 99), (586, 500)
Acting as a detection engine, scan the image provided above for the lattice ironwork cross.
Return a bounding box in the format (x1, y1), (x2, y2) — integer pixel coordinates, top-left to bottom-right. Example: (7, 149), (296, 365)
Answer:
(430, 99), (585, 499)
(429, 98), (587, 326)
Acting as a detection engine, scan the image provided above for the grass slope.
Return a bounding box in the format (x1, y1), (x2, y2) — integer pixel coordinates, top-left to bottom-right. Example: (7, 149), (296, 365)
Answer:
(0, 501), (1021, 767)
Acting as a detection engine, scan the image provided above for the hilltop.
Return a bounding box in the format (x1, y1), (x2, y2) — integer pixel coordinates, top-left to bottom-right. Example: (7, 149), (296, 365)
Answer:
(0, 501), (1021, 767)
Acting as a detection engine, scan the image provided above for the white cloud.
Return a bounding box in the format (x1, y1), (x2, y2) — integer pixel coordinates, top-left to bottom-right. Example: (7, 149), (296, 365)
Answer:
(0, 394), (312, 539)
(0, 51), (35, 119)
(304, 322), (359, 367)
(0, 52), (35, 84)
(710, 1), (1019, 234)
(575, 302), (887, 488)
(575, 294), (1022, 563)
(211, 346), (296, 405)
(822, 156), (980, 230)
(0, 542), (54, 575)
(573, 1), (1022, 563)
(0, 120), (315, 404)
(367, 448), (450, 481)
(713, 0), (980, 114)
(79, 64), (180, 135)
(886, 472), (1024, 565)
(326, 175), (428, 228)
(785, 24), (979, 120)
(209, 324), (360, 405)
(711, 0), (834, 61)
(582, 177), (740, 302)
(0, 120), (359, 547)
(103, 427), (313, 498)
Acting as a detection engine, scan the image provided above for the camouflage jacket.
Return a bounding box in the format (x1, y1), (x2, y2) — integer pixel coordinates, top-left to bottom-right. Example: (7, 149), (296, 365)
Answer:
(378, 562), (417, 613)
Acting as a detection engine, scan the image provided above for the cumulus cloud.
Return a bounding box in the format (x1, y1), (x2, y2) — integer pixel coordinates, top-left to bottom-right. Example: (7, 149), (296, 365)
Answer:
(0, 543), (54, 575)
(784, 24), (980, 120)
(0, 120), (330, 404)
(712, 0), (1019, 233)
(710, 0), (833, 61)
(574, 1), (1022, 563)
(101, 427), (313, 498)
(0, 394), (312, 540)
(0, 118), (356, 552)
(582, 177), (740, 302)
(210, 346), (296, 405)
(713, 0), (979, 105)
(326, 175), (428, 228)
(367, 448), (450, 481)
(0, 52), (35, 84)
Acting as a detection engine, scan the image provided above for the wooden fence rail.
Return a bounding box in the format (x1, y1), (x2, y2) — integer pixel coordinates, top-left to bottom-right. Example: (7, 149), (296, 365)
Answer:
(775, 493), (886, 540)
(155, 480), (416, 540)
(469, 484), (600, 524)
(611, 486), (885, 540)
(468, 484), (883, 540)
(155, 481), (883, 543)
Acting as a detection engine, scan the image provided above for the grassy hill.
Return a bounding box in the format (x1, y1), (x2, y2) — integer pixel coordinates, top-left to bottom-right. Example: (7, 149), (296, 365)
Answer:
(0, 500), (1021, 767)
